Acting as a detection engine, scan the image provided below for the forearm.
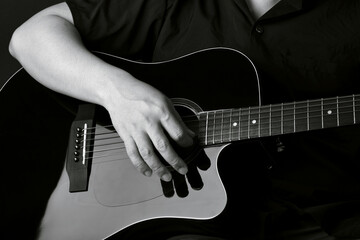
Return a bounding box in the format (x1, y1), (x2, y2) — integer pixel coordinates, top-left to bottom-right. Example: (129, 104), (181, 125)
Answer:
(8, 6), (126, 107)
(9, 3), (193, 181)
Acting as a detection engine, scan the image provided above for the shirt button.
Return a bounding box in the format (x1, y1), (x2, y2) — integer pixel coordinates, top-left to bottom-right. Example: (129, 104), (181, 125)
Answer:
(255, 25), (264, 34)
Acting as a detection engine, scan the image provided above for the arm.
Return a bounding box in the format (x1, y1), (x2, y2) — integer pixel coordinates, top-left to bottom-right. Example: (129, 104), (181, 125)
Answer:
(9, 2), (193, 181)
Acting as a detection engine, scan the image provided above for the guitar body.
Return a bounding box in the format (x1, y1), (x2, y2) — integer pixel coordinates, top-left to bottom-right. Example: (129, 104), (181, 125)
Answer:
(1, 48), (263, 239)
(0, 67), (76, 239)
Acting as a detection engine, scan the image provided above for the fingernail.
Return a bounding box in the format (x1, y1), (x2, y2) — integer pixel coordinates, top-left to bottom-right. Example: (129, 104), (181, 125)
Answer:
(161, 173), (172, 182)
(179, 167), (188, 175)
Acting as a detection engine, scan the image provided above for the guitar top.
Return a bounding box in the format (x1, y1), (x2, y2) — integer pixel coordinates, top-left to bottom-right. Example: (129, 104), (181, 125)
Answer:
(2, 47), (360, 239)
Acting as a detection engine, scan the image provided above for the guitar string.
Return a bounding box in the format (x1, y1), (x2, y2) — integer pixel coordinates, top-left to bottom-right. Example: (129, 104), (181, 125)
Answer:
(77, 108), (360, 161)
(82, 107), (360, 150)
(82, 102), (360, 144)
(72, 97), (360, 160)
(83, 97), (360, 136)
(83, 95), (360, 132)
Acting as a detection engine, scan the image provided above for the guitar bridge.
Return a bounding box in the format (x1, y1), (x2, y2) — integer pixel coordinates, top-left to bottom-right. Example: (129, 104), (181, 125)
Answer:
(66, 104), (96, 192)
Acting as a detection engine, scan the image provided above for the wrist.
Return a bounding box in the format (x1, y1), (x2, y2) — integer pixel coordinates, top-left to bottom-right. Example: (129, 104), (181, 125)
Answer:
(97, 66), (134, 110)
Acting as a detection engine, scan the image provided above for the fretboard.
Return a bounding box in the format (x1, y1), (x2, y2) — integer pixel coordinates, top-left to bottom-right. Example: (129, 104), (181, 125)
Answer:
(197, 94), (360, 146)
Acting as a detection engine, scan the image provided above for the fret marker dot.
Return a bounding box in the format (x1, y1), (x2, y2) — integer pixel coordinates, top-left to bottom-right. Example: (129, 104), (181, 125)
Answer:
(233, 122), (238, 127)
(327, 110), (332, 115)
(252, 119), (257, 124)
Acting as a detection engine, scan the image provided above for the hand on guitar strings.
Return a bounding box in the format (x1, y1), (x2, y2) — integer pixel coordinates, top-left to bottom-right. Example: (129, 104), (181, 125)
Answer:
(103, 73), (195, 182)
(160, 149), (211, 198)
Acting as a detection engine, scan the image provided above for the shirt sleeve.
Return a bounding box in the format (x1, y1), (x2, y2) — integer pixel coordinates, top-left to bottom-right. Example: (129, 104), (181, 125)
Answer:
(66, 0), (171, 60)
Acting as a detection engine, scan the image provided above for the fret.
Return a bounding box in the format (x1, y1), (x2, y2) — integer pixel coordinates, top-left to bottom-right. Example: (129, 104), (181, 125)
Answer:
(281, 103), (284, 134)
(308, 99), (322, 130)
(336, 97), (339, 126)
(205, 112), (209, 145)
(240, 107), (250, 139)
(353, 94), (356, 124)
(270, 104), (282, 135)
(206, 111), (215, 145)
(322, 98), (338, 128)
(212, 111), (216, 144)
(248, 108), (251, 139)
(260, 105), (270, 137)
(238, 108), (242, 140)
(269, 104), (272, 136)
(214, 110), (223, 144)
(307, 100), (310, 130)
(222, 109), (232, 142)
(230, 109), (241, 141)
(221, 110), (224, 141)
(258, 107), (261, 137)
(294, 101), (308, 132)
(283, 102), (295, 134)
(229, 109), (233, 140)
(293, 102), (296, 132)
(198, 112), (207, 145)
(321, 98), (324, 129)
(355, 95), (360, 124)
(338, 96), (354, 126)
(249, 106), (260, 138)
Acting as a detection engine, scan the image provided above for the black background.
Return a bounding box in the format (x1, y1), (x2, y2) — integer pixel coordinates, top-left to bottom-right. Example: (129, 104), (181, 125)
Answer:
(1, 0), (62, 88)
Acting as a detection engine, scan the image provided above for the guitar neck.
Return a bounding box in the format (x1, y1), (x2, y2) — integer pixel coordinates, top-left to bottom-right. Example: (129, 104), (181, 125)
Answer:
(196, 94), (360, 146)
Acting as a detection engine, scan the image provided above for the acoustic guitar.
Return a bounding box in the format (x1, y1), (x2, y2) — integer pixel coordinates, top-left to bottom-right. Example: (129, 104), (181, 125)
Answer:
(1, 47), (359, 239)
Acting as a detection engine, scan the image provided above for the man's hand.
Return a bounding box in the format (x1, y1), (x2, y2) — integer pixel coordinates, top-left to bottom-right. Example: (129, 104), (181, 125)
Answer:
(103, 71), (195, 182)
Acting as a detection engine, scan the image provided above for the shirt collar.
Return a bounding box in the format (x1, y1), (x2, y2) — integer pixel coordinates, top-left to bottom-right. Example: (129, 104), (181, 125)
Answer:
(233, 0), (305, 23)
(259, 0), (304, 21)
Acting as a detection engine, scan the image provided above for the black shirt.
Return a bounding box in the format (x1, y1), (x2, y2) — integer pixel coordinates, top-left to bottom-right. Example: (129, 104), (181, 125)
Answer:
(66, 0), (360, 238)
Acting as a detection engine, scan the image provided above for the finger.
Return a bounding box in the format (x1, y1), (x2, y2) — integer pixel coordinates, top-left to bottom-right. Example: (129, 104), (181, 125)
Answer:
(186, 164), (204, 190)
(148, 126), (188, 175)
(160, 179), (175, 198)
(123, 136), (152, 177)
(173, 171), (189, 198)
(196, 149), (211, 171)
(160, 106), (195, 148)
(133, 132), (173, 182)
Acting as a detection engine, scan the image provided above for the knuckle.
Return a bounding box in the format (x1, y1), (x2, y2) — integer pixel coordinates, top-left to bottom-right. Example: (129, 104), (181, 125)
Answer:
(160, 109), (171, 122)
(154, 138), (168, 152)
(126, 147), (138, 159)
(124, 146), (149, 172)
(149, 163), (166, 174)
(154, 106), (169, 122)
(167, 156), (181, 167)
(156, 99), (171, 121)
(132, 159), (147, 171)
(139, 146), (152, 158)
(173, 128), (185, 142)
(123, 139), (138, 158)
(144, 117), (155, 128)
